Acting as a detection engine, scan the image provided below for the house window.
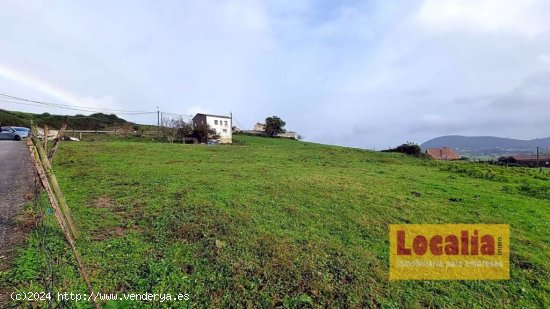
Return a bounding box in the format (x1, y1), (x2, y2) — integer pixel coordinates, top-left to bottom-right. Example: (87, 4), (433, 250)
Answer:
(224, 121), (228, 126)
(214, 120), (218, 125)
(223, 129), (227, 133)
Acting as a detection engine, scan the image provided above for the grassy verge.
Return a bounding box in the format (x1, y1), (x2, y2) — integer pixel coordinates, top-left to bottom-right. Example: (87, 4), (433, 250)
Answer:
(4, 135), (549, 307)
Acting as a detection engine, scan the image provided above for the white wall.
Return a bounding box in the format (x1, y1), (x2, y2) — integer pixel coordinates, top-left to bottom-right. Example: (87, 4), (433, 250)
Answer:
(205, 116), (232, 141)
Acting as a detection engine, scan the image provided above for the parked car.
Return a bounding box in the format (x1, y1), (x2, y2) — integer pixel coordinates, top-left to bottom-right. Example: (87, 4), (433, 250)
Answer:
(0, 126), (24, 141)
(13, 127), (31, 138)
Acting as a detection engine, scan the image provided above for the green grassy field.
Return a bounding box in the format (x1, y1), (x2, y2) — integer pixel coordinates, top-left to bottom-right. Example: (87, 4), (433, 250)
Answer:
(3, 135), (549, 308)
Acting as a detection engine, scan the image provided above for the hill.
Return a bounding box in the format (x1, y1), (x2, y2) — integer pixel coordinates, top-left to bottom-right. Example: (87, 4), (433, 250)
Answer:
(0, 108), (135, 130)
(422, 135), (550, 156)
(3, 135), (548, 308)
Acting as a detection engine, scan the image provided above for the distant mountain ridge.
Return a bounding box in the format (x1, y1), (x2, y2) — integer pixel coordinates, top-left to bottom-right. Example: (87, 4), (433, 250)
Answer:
(421, 135), (550, 155)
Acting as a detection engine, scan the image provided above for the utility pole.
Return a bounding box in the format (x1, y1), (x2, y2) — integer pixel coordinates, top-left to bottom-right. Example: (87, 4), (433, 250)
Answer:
(536, 146), (540, 168)
(157, 106), (160, 137)
(230, 112), (233, 140)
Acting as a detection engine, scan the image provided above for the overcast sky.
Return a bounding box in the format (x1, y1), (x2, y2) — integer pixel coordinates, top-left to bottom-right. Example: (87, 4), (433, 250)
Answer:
(1, 0), (549, 148)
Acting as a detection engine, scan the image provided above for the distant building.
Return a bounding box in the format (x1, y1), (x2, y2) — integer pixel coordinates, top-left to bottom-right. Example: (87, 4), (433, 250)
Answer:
(426, 147), (461, 160)
(498, 155), (550, 167)
(250, 122), (298, 139)
(192, 113), (232, 144)
(277, 132), (298, 139)
(253, 123), (266, 131)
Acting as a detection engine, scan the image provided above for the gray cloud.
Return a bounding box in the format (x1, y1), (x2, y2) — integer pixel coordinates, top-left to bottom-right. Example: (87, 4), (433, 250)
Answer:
(490, 72), (550, 109)
(1, 0), (549, 149)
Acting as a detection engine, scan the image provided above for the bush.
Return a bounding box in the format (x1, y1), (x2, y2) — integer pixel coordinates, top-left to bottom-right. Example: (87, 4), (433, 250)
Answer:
(381, 142), (423, 157)
(265, 116), (286, 137)
(192, 124), (219, 143)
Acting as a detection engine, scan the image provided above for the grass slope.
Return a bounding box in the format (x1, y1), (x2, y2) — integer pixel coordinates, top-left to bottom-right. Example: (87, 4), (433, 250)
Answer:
(3, 135), (549, 308)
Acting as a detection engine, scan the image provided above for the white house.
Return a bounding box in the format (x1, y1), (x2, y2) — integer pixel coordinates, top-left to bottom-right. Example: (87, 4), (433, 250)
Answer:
(192, 113), (232, 144)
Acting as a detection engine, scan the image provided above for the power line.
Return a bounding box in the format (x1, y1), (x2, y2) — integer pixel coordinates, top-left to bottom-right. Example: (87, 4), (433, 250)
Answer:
(0, 99), (156, 115)
(0, 93), (152, 113)
(232, 116), (245, 129)
(0, 92), (236, 125)
(0, 93), (156, 114)
(158, 111), (194, 118)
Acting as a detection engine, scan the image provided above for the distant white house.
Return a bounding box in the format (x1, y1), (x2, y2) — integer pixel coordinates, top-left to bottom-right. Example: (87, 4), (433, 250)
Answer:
(192, 113), (232, 144)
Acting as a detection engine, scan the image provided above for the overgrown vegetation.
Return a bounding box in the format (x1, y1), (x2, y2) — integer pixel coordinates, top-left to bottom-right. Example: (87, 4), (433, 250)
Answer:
(159, 116), (218, 143)
(265, 116), (286, 137)
(2, 135), (548, 308)
(381, 142), (424, 157)
(191, 123), (219, 143)
(437, 162), (550, 201)
(0, 109), (133, 130)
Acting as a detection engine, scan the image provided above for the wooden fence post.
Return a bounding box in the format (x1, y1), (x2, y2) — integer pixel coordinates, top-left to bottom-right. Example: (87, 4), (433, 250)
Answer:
(32, 126), (80, 239)
(47, 124), (67, 163)
(43, 125), (49, 152)
(27, 139), (98, 309)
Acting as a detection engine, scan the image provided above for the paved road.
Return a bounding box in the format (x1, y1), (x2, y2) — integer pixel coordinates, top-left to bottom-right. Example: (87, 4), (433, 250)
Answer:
(0, 140), (35, 269)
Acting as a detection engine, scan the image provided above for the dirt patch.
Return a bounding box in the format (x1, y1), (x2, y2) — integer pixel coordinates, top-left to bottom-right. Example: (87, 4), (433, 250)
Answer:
(90, 226), (142, 241)
(15, 210), (41, 234)
(0, 287), (12, 308)
(92, 196), (118, 209)
(89, 196), (143, 241)
(175, 207), (234, 245)
(511, 252), (538, 271)
(91, 195), (128, 215)
(0, 209), (39, 272)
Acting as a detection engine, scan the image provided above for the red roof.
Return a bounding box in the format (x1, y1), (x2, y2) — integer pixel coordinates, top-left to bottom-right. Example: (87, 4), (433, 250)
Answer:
(426, 147), (461, 160)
